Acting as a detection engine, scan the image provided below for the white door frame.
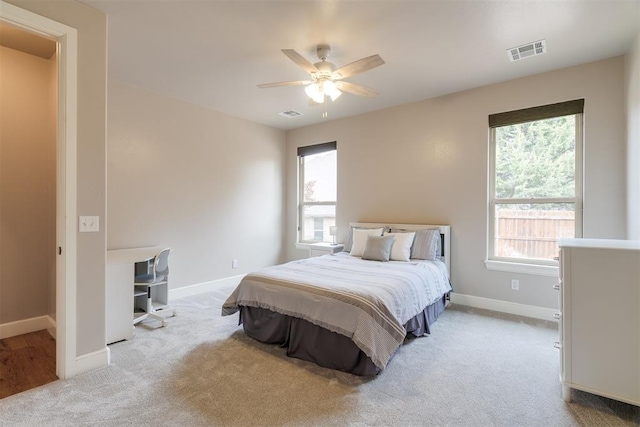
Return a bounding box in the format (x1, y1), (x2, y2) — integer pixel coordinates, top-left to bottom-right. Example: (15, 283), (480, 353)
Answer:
(1, 1), (78, 379)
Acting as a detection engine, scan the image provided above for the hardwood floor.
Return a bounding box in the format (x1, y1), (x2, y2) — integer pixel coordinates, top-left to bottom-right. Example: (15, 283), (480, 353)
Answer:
(0, 330), (57, 399)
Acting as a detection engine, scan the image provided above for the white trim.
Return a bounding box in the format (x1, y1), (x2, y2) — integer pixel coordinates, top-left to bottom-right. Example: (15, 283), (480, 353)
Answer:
(169, 275), (246, 300)
(0, 1), (79, 380)
(450, 293), (558, 322)
(74, 346), (110, 376)
(58, 23), (79, 381)
(0, 316), (54, 340)
(484, 260), (559, 277)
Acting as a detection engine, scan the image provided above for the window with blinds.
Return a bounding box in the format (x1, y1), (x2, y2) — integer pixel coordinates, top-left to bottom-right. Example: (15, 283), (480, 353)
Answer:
(298, 142), (337, 243)
(488, 100), (584, 265)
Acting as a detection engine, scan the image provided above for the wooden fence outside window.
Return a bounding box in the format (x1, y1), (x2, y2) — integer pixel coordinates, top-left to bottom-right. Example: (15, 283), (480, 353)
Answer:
(496, 209), (575, 260)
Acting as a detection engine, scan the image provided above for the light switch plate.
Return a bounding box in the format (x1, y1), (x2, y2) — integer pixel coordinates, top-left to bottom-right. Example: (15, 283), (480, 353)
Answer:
(79, 216), (99, 232)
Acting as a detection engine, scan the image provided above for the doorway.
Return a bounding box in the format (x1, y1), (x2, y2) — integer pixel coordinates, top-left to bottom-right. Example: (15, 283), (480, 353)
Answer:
(0, 0), (78, 382)
(0, 21), (57, 398)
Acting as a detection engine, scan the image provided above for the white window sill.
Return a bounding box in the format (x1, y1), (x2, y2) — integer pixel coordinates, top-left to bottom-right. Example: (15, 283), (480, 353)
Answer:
(484, 260), (559, 277)
(295, 242), (342, 250)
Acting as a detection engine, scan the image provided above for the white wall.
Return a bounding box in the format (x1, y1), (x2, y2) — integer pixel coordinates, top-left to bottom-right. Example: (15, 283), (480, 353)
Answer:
(0, 45), (55, 324)
(286, 57), (626, 311)
(107, 80), (286, 290)
(626, 30), (640, 240)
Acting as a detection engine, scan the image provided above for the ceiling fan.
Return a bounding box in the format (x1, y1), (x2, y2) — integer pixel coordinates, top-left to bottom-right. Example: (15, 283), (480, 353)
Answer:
(258, 45), (385, 105)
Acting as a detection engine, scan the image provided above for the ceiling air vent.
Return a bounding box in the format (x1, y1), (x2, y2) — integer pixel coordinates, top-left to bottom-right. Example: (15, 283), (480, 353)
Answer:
(508, 40), (546, 62)
(278, 110), (302, 118)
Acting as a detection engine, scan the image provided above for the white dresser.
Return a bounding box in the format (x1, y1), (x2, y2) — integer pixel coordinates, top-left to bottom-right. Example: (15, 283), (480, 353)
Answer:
(557, 238), (640, 406)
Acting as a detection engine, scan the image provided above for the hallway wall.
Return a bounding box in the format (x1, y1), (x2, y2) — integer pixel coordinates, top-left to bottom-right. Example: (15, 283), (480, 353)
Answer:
(0, 45), (56, 325)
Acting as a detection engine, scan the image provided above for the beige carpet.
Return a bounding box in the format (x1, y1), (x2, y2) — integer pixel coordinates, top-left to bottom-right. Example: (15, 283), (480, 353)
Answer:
(0, 284), (638, 426)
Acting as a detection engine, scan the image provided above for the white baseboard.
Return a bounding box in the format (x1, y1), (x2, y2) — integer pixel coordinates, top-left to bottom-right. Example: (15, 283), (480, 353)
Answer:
(75, 346), (110, 376)
(450, 293), (558, 322)
(46, 315), (56, 339)
(0, 315), (57, 340)
(169, 274), (245, 300)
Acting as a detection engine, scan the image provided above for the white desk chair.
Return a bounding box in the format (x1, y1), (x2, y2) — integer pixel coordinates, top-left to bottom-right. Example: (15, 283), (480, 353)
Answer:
(133, 247), (176, 327)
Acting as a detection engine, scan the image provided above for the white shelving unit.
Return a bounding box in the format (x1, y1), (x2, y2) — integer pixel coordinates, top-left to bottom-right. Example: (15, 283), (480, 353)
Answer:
(133, 281), (170, 321)
(107, 246), (165, 344)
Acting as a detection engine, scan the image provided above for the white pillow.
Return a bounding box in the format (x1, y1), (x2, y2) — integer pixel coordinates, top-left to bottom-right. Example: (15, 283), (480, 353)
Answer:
(384, 232), (415, 262)
(350, 228), (384, 257)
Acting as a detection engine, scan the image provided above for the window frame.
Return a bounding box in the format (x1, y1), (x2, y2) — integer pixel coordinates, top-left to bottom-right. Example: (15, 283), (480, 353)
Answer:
(297, 142), (337, 244)
(487, 106), (584, 268)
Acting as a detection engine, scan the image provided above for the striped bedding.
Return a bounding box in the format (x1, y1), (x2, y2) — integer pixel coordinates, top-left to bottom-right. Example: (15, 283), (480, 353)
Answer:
(222, 252), (451, 370)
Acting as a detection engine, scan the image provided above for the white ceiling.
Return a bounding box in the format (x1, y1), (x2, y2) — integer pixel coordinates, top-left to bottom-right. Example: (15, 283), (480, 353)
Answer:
(82, 0), (639, 130)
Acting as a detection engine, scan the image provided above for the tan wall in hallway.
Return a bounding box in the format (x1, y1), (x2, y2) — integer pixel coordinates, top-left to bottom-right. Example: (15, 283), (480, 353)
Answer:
(0, 46), (56, 324)
(48, 48), (57, 320)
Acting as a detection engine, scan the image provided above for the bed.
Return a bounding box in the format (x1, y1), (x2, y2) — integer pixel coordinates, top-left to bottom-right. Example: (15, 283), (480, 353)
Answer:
(222, 223), (452, 375)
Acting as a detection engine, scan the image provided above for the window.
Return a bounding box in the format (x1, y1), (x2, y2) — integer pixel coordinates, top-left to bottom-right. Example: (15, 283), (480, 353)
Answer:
(488, 99), (583, 266)
(313, 217), (324, 240)
(298, 142), (336, 243)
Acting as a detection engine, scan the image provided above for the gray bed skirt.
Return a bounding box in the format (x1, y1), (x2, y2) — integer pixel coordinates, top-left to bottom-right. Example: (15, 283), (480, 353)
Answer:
(238, 294), (448, 376)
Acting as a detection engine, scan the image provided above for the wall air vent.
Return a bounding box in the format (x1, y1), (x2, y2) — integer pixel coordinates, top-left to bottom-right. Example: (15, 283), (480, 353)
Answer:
(278, 110), (303, 118)
(508, 40), (546, 62)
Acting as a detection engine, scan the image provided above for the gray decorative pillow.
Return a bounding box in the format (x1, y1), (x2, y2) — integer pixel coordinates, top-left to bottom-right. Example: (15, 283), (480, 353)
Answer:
(390, 228), (441, 260)
(411, 229), (440, 260)
(344, 226), (354, 252)
(344, 226), (389, 252)
(361, 235), (395, 262)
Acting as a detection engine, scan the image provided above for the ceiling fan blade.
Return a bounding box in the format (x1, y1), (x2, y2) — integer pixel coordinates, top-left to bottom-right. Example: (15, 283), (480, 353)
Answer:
(333, 54), (385, 79)
(337, 81), (379, 97)
(257, 80), (312, 89)
(281, 49), (319, 74)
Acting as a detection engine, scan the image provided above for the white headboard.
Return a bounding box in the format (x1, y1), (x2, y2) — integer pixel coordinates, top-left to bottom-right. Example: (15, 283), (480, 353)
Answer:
(349, 222), (451, 274)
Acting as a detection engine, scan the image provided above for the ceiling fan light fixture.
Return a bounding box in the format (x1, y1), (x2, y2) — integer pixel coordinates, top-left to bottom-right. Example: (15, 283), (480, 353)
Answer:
(305, 83), (322, 102)
(258, 45), (385, 114)
(305, 79), (342, 103)
(322, 80), (342, 101)
(312, 93), (325, 104)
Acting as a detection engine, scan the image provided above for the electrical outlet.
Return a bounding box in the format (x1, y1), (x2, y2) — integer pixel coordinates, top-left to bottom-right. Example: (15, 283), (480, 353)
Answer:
(511, 279), (520, 291)
(79, 216), (99, 232)
(232, 259), (238, 269)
